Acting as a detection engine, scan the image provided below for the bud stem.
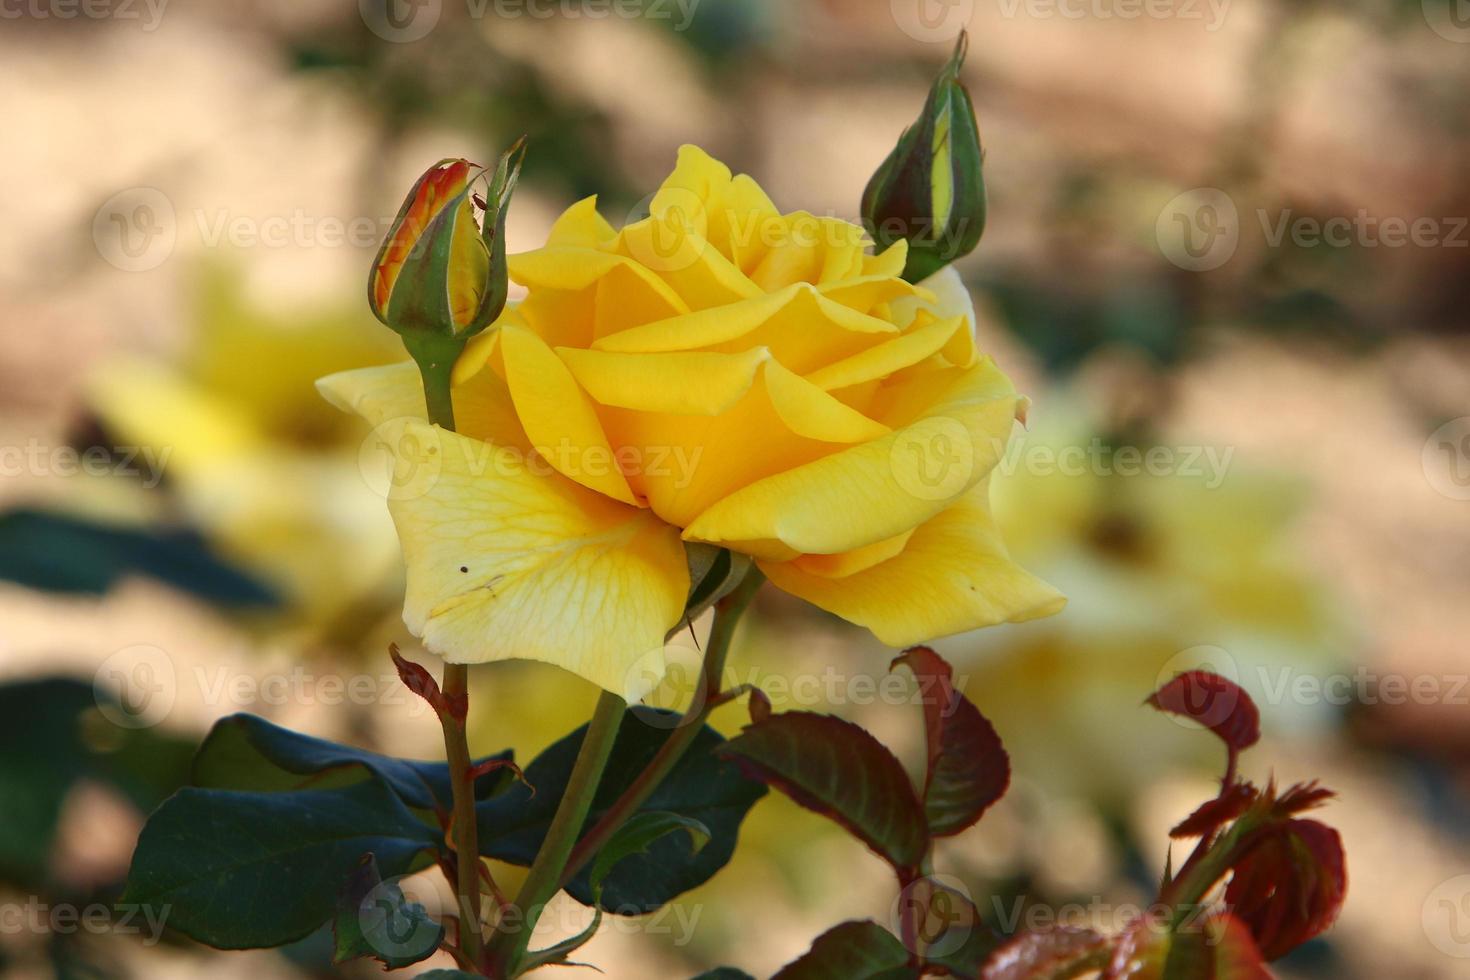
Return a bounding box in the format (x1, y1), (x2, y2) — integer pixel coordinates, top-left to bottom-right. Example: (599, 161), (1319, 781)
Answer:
(410, 343), (484, 966)
(404, 332), (463, 431)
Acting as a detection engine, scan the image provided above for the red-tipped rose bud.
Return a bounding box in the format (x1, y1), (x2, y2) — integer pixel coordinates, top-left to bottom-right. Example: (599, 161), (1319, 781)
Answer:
(369, 141), (524, 343)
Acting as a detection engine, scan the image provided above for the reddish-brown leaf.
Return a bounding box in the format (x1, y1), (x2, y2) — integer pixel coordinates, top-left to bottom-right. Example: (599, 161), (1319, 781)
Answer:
(892, 646), (1010, 837)
(1147, 671), (1260, 752)
(1225, 818), (1346, 960)
(717, 712), (929, 876)
(980, 926), (1109, 979)
(1170, 782), (1258, 839)
(1105, 913), (1270, 979)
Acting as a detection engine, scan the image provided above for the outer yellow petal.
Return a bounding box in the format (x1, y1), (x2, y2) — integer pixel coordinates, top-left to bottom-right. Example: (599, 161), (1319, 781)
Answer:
(316, 361), (529, 449)
(382, 417), (688, 699)
(681, 357), (1020, 557)
(761, 480), (1065, 646)
(498, 325), (638, 505)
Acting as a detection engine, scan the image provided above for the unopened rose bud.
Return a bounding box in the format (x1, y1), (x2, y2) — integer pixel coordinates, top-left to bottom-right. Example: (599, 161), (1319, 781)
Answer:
(862, 32), (986, 283)
(369, 140), (525, 343)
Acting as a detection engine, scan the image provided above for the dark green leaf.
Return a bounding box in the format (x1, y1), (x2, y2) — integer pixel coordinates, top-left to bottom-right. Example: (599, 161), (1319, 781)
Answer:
(589, 811), (710, 900)
(479, 707), (764, 914)
(414, 972), (482, 979)
(717, 712), (928, 875)
(333, 853), (443, 969)
(123, 780), (440, 949)
(892, 647), (1009, 837)
(515, 911), (601, 974)
(192, 713), (515, 811)
(773, 920), (918, 980)
(690, 970), (756, 980)
(0, 509), (276, 606)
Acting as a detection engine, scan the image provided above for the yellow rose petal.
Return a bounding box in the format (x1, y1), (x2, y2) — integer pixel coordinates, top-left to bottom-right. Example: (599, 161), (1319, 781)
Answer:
(547, 195), (617, 249)
(682, 357), (1019, 556)
(382, 418), (688, 699)
(761, 480), (1065, 646)
(557, 346), (770, 415)
(804, 313), (968, 391)
(594, 283), (898, 375)
(317, 360), (531, 450)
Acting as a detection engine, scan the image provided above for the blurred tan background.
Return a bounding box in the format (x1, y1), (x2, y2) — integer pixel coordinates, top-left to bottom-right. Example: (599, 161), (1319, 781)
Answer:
(2, 0), (1469, 977)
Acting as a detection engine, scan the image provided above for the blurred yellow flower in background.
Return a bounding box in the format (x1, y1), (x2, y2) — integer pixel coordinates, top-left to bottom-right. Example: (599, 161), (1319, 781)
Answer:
(934, 404), (1352, 805)
(320, 146), (1061, 699)
(87, 267), (405, 639)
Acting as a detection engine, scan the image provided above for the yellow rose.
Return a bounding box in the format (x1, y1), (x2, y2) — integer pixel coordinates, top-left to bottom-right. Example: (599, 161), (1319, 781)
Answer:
(319, 146), (1061, 699)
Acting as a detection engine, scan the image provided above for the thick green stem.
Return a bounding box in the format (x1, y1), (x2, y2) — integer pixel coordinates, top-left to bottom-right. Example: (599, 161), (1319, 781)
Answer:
(440, 663), (485, 966)
(560, 568), (764, 888)
(404, 332), (461, 430)
(484, 689), (627, 977)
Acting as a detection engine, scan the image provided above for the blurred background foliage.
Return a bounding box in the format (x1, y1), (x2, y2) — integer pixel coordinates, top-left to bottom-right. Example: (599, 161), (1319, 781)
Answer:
(1, 0), (1468, 977)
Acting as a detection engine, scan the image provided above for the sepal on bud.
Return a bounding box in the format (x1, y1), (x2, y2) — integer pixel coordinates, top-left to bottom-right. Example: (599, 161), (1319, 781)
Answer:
(862, 32), (987, 283)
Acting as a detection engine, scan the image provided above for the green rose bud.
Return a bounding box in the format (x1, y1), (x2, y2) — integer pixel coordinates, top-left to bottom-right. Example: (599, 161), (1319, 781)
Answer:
(862, 32), (987, 284)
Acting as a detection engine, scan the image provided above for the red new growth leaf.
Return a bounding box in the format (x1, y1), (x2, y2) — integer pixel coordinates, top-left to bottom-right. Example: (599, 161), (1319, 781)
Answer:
(980, 926), (1108, 979)
(717, 712), (929, 876)
(892, 646), (1010, 837)
(389, 644), (465, 721)
(1147, 671), (1260, 752)
(1225, 818), (1347, 960)
(467, 757), (531, 795)
(1171, 782), (1258, 839)
(1105, 913), (1270, 980)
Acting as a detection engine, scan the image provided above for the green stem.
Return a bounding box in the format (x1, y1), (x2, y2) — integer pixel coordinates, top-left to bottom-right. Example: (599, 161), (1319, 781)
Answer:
(440, 663), (485, 967)
(560, 568), (764, 889)
(485, 689), (627, 977)
(405, 332), (460, 430)
(407, 334), (483, 965)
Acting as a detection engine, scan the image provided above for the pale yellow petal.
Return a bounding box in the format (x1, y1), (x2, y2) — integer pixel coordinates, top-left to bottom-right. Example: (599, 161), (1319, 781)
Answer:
(381, 418), (688, 699)
(761, 480), (1065, 646)
(316, 360), (529, 449)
